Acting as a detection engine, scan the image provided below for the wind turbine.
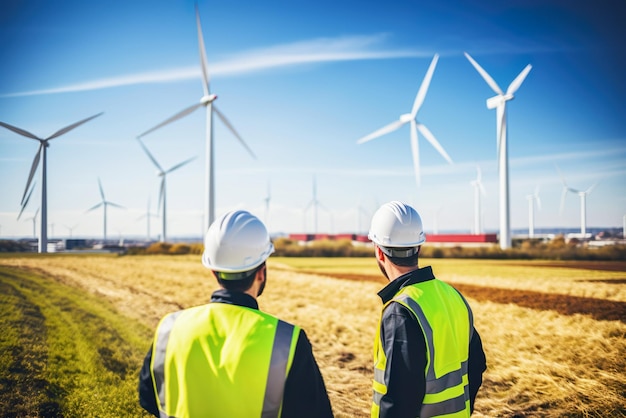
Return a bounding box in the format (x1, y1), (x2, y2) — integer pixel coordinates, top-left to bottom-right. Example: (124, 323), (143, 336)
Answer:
(558, 170), (597, 237)
(464, 52), (531, 249)
(0, 112), (103, 253)
(305, 176), (328, 234)
(137, 197), (159, 242)
(64, 224), (79, 238)
(136, 138), (195, 243)
(525, 186), (541, 238)
(470, 166), (486, 235)
(357, 54), (453, 187)
(24, 208), (40, 239)
(137, 4), (256, 231)
(86, 178), (124, 243)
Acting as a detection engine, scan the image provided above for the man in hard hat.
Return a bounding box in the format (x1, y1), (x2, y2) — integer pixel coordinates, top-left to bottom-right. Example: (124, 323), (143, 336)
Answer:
(368, 201), (486, 418)
(138, 209), (334, 417)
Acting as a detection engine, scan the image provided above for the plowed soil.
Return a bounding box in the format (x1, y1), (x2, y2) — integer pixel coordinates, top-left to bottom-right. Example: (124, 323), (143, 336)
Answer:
(305, 271), (626, 324)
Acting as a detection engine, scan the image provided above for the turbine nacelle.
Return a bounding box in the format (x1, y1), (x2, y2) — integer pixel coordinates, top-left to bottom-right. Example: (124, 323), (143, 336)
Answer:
(200, 94), (218, 105)
(399, 113), (414, 123)
(486, 94), (513, 109)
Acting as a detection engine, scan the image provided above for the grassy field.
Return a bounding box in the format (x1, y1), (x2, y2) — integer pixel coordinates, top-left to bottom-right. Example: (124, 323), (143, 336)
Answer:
(0, 254), (625, 417)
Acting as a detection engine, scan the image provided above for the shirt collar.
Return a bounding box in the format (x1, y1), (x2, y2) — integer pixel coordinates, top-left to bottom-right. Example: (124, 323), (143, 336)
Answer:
(377, 265), (436, 303)
(210, 288), (259, 310)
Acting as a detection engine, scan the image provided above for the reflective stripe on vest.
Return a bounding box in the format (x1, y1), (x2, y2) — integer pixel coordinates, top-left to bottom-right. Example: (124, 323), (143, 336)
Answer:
(151, 304), (298, 418)
(372, 280), (473, 418)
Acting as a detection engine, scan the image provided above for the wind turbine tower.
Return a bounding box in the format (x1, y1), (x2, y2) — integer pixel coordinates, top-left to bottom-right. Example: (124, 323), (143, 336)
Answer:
(470, 166), (486, 235)
(464, 52), (531, 249)
(0, 113), (103, 253)
(137, 5), (256, 231)
(357, 54), (453, 187)
(525, 186), (541, 238)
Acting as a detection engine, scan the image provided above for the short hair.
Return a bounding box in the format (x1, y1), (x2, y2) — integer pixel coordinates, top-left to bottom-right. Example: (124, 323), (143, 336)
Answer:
(380, 246), (420, 267)
(215, 262), (265, 292)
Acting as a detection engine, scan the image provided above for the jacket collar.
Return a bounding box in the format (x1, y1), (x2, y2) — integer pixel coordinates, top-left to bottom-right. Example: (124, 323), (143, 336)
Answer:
(377, 265), (436, 303)
(210, 288), (259, 310)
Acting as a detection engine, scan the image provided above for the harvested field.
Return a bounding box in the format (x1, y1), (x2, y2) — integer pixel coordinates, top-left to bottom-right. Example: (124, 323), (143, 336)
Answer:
(0, 254), (624, 417)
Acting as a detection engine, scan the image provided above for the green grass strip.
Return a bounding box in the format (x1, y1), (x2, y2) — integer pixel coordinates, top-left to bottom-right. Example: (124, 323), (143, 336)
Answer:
(0, 266), (153, 417)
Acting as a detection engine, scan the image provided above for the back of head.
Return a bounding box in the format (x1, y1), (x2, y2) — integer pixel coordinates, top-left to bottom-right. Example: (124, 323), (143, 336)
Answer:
(369, 201), (425, 258)
(202, 210), (274, 280)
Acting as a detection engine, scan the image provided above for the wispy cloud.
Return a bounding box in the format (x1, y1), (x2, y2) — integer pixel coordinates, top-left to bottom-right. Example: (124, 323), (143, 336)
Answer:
(1, 34), (425, 98)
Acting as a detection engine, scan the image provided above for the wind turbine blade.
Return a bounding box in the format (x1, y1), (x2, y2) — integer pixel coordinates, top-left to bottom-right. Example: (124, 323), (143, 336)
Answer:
(416, 123), (453, 164)
(464, 52), (503, 95)
(86, 202), (103, 212)
(136, 137), (164, 172)
(21, 144), (42, 205)
(195, 4), (211, 97)
(496, 104), (505, 162)
(107, 202), (125, 209)
(46, 112), (103, 140)
(138, 102), (204, 138)
(98, 178), (105, 201)
(410, 121), (421, 187)
(534, 185), (541, 210)
(536, 195), (542, 211)
(555, 164), (567, 186)
(357, 119), (405, 144)
(586, 181), (599, 194)
(0, 121), (41, 140)
(213, 106), (257, 159)
(506, 64), (532, 95)
(166, 156), (197, 174)
(411, 54), (439, 117)
(479, 182), (487, 196)
(559, 187), (567, 215)
(158, 179), (165, 215)
(17, 182), (36, 220)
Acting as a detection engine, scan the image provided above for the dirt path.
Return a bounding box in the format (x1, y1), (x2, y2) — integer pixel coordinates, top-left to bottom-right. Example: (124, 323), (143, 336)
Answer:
(303, 271), (626, 324)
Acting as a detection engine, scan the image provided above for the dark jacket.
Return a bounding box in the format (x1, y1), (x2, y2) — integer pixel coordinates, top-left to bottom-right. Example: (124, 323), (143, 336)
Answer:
(376, 266), (487, 417)
(138, 289), (334, 417)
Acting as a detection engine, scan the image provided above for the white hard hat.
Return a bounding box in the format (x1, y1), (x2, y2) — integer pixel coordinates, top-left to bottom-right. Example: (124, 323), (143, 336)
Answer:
(368, 201), (426, 251)
(202, 210), (274, 278)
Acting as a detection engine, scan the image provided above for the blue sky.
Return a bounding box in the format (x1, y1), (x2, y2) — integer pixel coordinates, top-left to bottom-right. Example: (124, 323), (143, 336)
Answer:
(1, 0), (625, 240)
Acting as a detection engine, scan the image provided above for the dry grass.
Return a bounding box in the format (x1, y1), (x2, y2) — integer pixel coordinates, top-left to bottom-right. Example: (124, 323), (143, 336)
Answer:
(1, 254), (624, 417)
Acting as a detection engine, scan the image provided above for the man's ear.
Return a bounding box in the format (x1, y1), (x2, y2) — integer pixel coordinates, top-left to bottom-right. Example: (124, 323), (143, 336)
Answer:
(375, 246), (386, 262)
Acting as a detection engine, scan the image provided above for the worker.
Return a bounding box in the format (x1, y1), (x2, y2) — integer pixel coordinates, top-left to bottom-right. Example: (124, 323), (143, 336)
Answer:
(138, 209), (334, 417)
(368, 201), (486, 417)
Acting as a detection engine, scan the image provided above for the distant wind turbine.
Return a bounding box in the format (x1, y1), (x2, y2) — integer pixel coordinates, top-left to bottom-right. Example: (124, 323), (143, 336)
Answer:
(558, 168), (597, 236)
(0, 112), (103, 253)
(86, 178), (124, 243)
(137, 4), (256, 230)
(136, 138), (195, 243)
(357, 54), (453, 187)
(137, 197), (159, 242)
(305, 176), (328, 234)
(470, 166), (486, 235)
(64, 223), (79, 238)
(525, 186), (541, 238)
(464, 52), (531, 249)
(25, 208), (40, 239)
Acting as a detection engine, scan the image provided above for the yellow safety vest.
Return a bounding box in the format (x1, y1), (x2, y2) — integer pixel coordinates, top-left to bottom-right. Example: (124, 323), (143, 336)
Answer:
(372, 279), (474, 418)
(150, 303), (300, 418)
